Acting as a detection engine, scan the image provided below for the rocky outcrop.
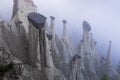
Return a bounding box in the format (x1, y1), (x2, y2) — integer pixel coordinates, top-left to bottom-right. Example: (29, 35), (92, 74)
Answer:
(0, 21), (29, 64)
(12, 0), (37, 32)
(48, 18), (77, 80)
(100, 41), (120, 80)
(77, 21), (100, 80)
(69, 55), (84, 80)
(0, 0), (119, 80)
(28, 12), (46, 69)
(0, 0), (37, 64)
(0, 46), (34, 80)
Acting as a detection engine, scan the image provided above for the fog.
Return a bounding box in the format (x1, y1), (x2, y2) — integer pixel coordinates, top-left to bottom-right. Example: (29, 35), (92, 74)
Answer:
(0, 0), (120, 67)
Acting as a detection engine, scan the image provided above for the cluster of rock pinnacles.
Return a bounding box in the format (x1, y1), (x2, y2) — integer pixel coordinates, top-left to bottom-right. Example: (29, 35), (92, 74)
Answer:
(0, 0), (119, 80)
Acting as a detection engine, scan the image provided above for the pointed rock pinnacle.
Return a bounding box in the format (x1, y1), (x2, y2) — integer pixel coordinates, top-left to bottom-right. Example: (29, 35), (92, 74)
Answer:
(106, 40), (112, 65)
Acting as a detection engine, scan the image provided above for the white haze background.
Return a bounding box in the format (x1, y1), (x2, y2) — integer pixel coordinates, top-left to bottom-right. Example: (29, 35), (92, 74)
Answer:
(0, 0), (120, 67)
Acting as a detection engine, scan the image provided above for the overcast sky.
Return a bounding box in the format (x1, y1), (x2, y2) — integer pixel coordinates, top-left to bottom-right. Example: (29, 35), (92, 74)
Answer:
(0, 0), (120, 67)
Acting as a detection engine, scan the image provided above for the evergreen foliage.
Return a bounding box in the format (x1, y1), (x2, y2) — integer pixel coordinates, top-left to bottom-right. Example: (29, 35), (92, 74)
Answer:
(101, 73), (109, 80)
(0, 62), (14, 77)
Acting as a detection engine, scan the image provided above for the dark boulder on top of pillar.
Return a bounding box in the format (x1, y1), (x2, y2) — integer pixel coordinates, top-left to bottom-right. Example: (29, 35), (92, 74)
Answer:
(82, 21), (91, 32)
(28, 12), (46, 29)
(50, 16), (55, 20)
(63, 20), (67, 24)
(47, 33), (53, 40)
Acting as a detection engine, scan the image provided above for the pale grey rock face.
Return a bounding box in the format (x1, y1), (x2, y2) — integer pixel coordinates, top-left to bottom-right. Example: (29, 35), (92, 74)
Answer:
(77, 21), (100, 80)
(0, 46), (35, 80)
(100, 41), (120, 80)
(28, 12), (46, 68)
(48, 16), (64, 74)
(0, 0), (37, 64)
(69, 55), (84, 80)
(12, 0), (37, 32)
(48, 18), (78, 80)
(0, 0), (120, 80)
(28, 12), (67, 80)
(28, 23), (40, 68)
(63, 20), (67, 39)
(61, 19), (76, 64)
(0, 21), (29, 64)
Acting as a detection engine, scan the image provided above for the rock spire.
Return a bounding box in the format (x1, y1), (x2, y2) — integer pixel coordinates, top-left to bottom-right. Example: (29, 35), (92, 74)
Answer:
(50, 16), (55, 33)
(106, 41), (112, 66)
(0, 0), (119, 79)
(50, 16), (55, 41)
(63, 20), (67, 39)
(12, 0), (37, 32)
(82, 21), (91, 44)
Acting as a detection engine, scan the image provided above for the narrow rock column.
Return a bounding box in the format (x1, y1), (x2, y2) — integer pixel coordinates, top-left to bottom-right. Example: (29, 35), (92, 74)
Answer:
(82, 21), (91, 54)
(0, 21), (3, 37)
(106, 41), (112, 66)
(90, 33), (93, 48)
(82, 21), (91, 43)
(78, 40), (84, 70)
(63, 20), (67, 39)
(70, 55), (83, 80)
(50, 16), (55, 41)
(93, 41), (99, 65)
(28, 12), (47, 80)
(39, 25), (47, 80)
(49, 16), (59, 56)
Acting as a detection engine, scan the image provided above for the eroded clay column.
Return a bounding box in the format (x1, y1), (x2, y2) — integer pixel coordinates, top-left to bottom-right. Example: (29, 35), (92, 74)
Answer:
(28, 12), (47, 80)
(50, 16), (55, 31)
(106, 41), (112, 65)
(50, 16), (57, 50)
(63, 20), (67, 39)
(50, 16), (55, 33)
(82, 21), (91, 43)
